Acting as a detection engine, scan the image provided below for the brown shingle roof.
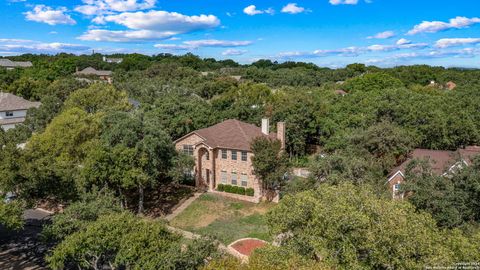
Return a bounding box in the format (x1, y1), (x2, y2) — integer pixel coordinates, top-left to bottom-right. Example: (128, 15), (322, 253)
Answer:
(0, 92), (41, 111)
(389, 147), (480, 177)
(185, 119), (276, 151)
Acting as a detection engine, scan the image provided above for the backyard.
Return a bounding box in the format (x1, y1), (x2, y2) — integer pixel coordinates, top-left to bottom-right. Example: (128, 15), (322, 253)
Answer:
(169, 193), (275, 244)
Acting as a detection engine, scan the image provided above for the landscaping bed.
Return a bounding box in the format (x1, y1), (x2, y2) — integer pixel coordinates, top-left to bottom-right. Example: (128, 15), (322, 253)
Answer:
(230, 238), (267, 256)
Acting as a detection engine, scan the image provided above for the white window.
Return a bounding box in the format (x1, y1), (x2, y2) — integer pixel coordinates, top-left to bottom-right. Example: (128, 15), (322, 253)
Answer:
(393, 184), (400, 192)
(241, 151), (248, 161)
(221, 171), (227, 184)
(231, 150), (237, 160)
(5, 111), (13, 117)
(241, 173), (248, 187)
(221, 149), (227, 159)
(231, 172), (237, 185)
(183, 145), (194, 156)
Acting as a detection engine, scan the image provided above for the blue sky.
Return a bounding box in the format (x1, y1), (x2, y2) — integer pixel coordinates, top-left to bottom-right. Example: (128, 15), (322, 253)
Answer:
(1, 0), (480, 67)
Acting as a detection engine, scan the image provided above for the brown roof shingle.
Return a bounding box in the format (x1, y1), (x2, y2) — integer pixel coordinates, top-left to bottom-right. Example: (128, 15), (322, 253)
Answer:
(75, 67), (112, 76)
(389, 146), (480, 177)
(184, 119), (276, 151)
(0, 92), (41, 111)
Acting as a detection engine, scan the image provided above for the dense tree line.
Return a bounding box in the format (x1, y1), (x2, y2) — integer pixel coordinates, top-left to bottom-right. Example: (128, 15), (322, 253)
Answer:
(2, 53), (480, 268)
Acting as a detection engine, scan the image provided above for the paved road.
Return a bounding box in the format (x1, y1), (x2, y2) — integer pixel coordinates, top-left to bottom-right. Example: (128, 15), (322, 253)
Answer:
(0, 209), (52, 270)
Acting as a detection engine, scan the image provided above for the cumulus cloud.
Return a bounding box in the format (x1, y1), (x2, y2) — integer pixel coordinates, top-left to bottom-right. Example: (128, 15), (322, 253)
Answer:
(281, 3), (308, 14)
(24, 5), (76, 25)
(329, 0), (359, 5)
(75, 0), (156, 16)
(408, 16), (480, 35)
(79, 10), (220, 42)
(367, 31), (395, 39)
(396, 38), (411, 45)
(154, 39), (252, 50)
(243, 5), (274, 16)
(222, 49), (247, 56)
(435, 38), (480, 48)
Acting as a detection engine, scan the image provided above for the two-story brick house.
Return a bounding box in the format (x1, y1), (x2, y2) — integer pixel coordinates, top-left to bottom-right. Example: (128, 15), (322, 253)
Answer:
(174, 119), (285, 203)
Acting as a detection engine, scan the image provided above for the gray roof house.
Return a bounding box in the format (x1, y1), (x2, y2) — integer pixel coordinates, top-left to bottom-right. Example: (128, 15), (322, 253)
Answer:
(75, 67), (113, 83)
(0, 59), (33, 69)
(0, 92), (41, 131)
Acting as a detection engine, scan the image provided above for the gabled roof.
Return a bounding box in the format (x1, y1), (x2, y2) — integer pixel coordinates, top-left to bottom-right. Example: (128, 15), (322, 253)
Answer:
(0, 59), (33, 68)
(388, 146), (480, 177)
(75, 67), (112, 76)
(179, 119), (276, 151)
(0, 92), (41, 111)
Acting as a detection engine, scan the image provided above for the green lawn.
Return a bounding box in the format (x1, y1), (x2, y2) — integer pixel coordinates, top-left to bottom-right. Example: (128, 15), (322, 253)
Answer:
(169, 193), (274, 244)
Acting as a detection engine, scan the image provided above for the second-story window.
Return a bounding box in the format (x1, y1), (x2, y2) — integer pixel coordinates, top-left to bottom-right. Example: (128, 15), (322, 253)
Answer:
(241, 151), (248, 161)
(5, 111), (13, 117)
(231, 150), (237, 160)
(183, 145), (194, 156)
(221, 149), (227, 159)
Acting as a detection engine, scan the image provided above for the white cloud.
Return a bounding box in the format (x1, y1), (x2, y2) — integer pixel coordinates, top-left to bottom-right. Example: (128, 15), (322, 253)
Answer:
(101, 11), (219, 32)
(222, 49), (247, 56)
(367, 31), (395, 39)
(0, 39), (89, 54)
(329, 0), (359, 5)
(435, 38), (480, 48)
(75, 0), (156, 16)
(243, 5), (274, 16)
(79, 29), (176, 42)
(79, 10), (220, 42)
(396, 38), (411, 45)
(408, 16), (480, 35)
(281, 3), (308, 14)
(24, 5), (76, 25)
(154, 39), (252, 50)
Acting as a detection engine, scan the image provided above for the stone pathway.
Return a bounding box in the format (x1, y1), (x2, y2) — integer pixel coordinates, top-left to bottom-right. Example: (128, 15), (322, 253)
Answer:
(165, 192), (203, 221)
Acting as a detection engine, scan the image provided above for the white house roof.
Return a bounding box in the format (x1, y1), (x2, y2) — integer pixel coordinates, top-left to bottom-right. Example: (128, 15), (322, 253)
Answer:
(0, 92), (41, 111)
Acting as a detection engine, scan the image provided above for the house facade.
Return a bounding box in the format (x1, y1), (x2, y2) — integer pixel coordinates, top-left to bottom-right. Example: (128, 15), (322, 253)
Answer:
(174, 119), (285, 203)
(387, 146), (480, 198)
(0, 92), (41, 131)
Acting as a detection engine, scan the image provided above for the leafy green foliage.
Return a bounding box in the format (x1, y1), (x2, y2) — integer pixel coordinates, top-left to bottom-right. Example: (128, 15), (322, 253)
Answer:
(265, 183), (480, 269)
(46, 212), (217, 270)
(251, 137), (290, 199)
(0, 200), (24, 231)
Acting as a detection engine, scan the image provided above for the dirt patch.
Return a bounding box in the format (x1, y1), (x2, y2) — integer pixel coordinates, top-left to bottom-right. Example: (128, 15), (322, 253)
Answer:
(230, 239), (267, 256)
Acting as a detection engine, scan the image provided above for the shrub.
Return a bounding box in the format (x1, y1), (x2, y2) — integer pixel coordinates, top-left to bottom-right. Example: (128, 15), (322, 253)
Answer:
(224, 185), (232, 193)
(246, 188), (254, 196)
(237, 187), (246, 195)
(217, 184), (224, 192)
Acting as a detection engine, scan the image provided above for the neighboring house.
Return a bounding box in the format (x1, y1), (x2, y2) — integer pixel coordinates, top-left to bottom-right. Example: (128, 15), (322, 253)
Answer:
(334, 89), (347, 96)
(387, 146), (480, 198)
(0, 59), (33, 70)
(103, 56), (123, 64)
(445, 81), (457, 90)
(75, 67), (113, 83)
(174, 118), (285, 203)
(0, 92), (41, 131)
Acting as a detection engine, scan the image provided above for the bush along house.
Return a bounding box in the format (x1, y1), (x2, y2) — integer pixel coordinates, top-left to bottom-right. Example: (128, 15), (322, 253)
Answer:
(174, 118), (285, 203)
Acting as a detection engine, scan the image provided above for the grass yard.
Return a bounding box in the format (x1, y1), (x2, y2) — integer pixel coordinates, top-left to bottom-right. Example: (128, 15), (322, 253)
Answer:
(169, 193), (274, 244)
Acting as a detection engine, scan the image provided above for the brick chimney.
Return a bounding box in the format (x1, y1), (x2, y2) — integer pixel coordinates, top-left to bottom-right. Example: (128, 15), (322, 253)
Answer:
(261, 118), (269, 135)
(277, 122), (285, 150)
